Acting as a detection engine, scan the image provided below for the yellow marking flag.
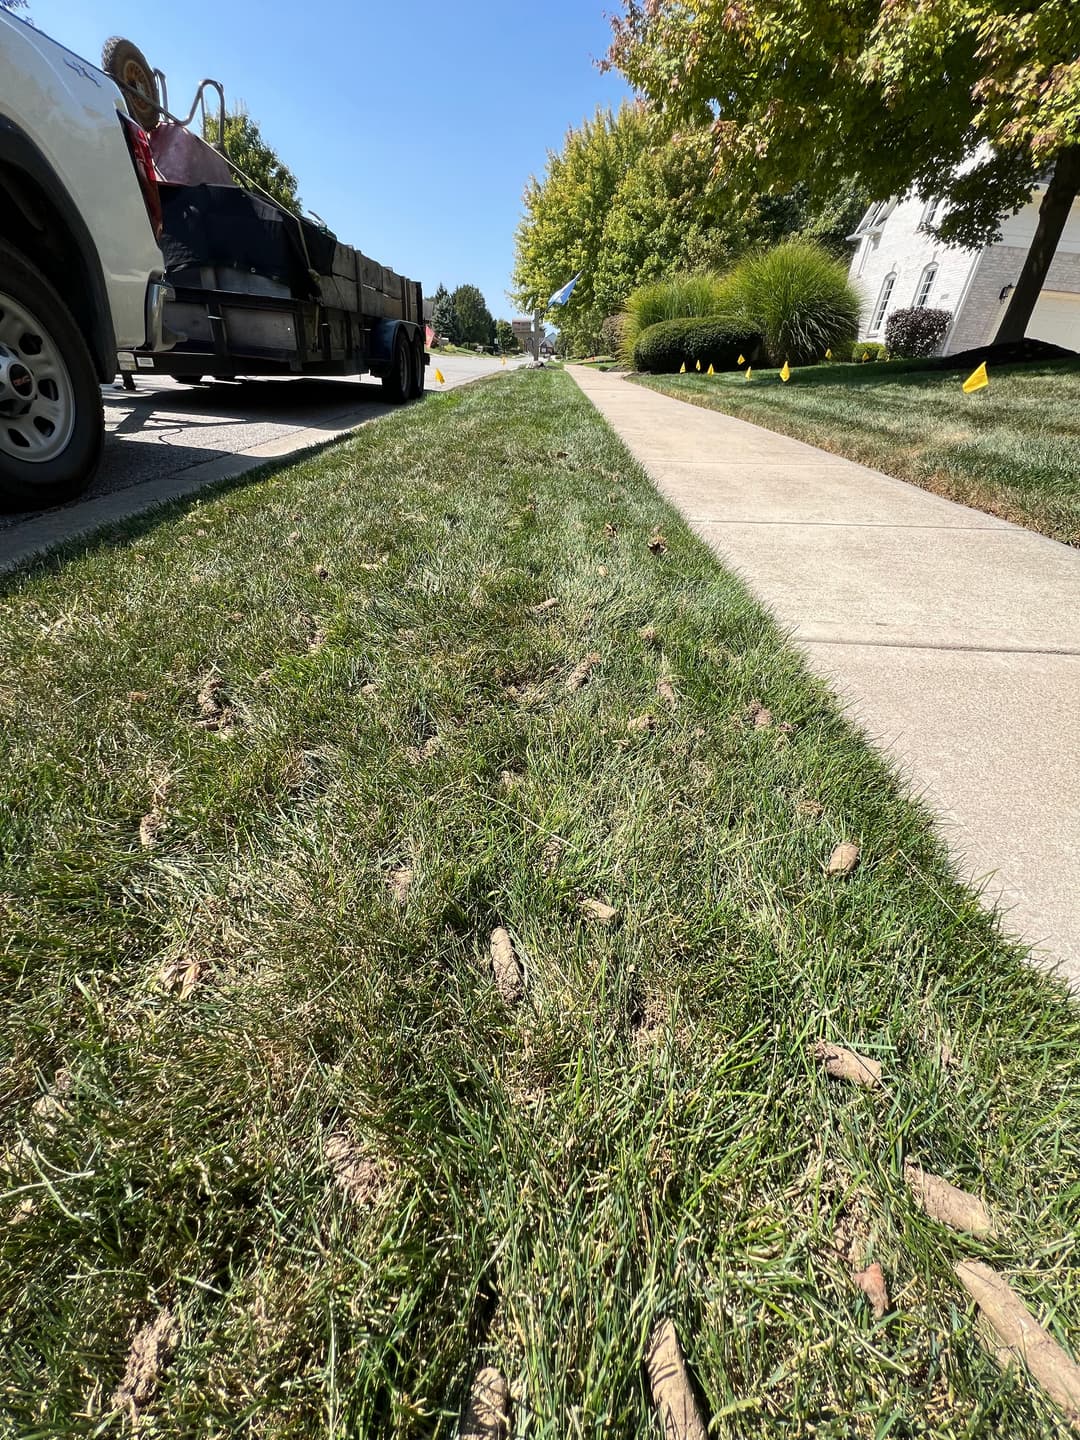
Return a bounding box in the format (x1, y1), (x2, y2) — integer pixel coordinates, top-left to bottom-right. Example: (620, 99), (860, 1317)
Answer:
(745, 366), (752, 381)
(862, 351), (870, 362)
(737, 354), (745, 366)
(780, 360), (791, 383)
(706, 363), (715, 376)
(434, 368), (445, 384)
(825, 348), (832, 360)
(695, 359), (701, 371)
(962, 361), (988, 394)
(679, 361), (686, 373)
(501, 356), (506, 366)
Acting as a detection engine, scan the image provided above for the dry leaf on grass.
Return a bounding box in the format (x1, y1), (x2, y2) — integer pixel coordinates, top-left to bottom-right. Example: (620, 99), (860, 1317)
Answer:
(827, 842), (860, 875)
(326, 1133), (392, 1205)
(905, 1162), (994, 1236)
(796, 798), (824, 818)
(287, 529), (301, 544)
(597, 564), (609, 576)
(853, 1263), (890, 1318)
(647, 532), (668, 555)
(490, 927), (525, 1005)
(460, 1366), (511, 1440)
(531, 597), (559, 615)
(645, 1318), (708, 1440)
(813, 1040), (883, 1089)
(566, 653), (600, 692)
(580, 897), (618, 925)
(127, 690), (150, 704)
(956, 1258), (1080, 1431)
(112, 1310), (178, 1416)
(540, 835), (566, 875)
(748, 699), (773, 728)
(499, 769), (522, 791)
(638, 625), (658, 645)
(387, 865), (413, 904)
(360, 682), (381, 697)
(139, 812), (166, 849)
(159, 957), (204, 1001)
(657, 678), (678, 707)
(627, 712), (658, 733)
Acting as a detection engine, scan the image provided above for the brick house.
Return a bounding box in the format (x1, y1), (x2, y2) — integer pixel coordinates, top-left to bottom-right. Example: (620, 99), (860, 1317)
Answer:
(848, 182), (1080, 354)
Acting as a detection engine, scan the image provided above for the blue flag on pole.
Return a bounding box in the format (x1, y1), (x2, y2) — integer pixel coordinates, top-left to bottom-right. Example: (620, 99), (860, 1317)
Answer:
(548, 273), (581, 307)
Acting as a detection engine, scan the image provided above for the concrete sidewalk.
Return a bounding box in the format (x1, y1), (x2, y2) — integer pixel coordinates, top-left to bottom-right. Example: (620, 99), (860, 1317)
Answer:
(571, 365), (1080, 986)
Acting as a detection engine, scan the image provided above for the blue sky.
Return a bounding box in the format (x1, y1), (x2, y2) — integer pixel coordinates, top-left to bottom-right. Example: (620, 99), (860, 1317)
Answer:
(31, 0), (631, 320)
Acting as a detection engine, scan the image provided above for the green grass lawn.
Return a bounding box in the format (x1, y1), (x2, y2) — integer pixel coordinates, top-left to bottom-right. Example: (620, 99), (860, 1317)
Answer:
(2, 370), (1079, 1437)
(634, 359), (1080, 545)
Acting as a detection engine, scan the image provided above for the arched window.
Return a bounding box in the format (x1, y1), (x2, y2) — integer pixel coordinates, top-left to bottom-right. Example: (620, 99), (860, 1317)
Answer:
(914, 263), (938, 308)
(870, 273), (896, 333)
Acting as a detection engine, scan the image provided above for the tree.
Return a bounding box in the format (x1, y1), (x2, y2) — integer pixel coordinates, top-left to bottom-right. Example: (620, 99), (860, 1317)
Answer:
(495, 319), (519, 353)
(607, 1), (1080, 344)
(431, 283), (458, 344)
(513, 102), (866, 356)
(203, 109), (300, 215)
(0, 1), (29, 10)
(451, 284), (495, 347)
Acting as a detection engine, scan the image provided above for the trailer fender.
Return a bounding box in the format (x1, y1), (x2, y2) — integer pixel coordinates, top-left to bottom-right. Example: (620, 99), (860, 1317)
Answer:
(368, 317), (415, 370)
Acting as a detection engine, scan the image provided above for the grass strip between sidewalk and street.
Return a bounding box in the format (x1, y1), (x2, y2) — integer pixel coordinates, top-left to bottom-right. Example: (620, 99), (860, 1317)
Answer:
(633, 359), (1080, 546)
(2, 368), (1079, 1438)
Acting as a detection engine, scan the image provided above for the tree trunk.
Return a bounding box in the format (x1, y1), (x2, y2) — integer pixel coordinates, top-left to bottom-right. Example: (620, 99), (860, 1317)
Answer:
(993, 146), (1080, 344)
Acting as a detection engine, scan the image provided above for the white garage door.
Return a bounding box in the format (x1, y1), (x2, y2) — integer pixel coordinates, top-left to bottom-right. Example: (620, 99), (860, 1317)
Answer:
(1027, 289), (1080, 351)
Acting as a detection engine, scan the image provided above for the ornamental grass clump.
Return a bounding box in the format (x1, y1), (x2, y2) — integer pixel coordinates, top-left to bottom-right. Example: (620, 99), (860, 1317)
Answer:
(725, 240), (861, 365)
(620, 273), (734, 365)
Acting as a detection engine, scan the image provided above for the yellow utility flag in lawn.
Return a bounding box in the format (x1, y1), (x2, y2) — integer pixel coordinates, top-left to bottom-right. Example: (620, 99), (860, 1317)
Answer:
(963, 361), (989, 393)
(679, 361), (686, 373)
(706, 363), (715, 375)
(695, 358), (701, 371)
(434, 368), (446, 385)
(501, 356), (506, 366)
(745, 366), (752, 381)
(780, 360), (791, 382)
(737, 353), (745, 365)
(862, 351), (870, 362)
(825, 348), (832, 360)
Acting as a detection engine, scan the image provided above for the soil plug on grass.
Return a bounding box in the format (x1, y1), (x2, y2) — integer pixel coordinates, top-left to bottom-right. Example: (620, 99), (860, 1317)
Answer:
(540, 836), (566, 875)
(490, 927), (524, 1005)
(638, 625), (659, 645)
(326, 1133), (391, 1206)
(459, 1365), (510, 1440)
(112, 1310), (178, 1418)
(531, 597), (559, 616)
(580, 897), (618, 926)
(748, 699), (773, 729)
(853, 1262), (891, 1319)
(627, 712), (658, 733)
(827, 842), (860, 875)
(645, 1318), (708, 1440)
(813, 1040), (883, 1089)
(956, 1259), (1080, 1431)
(387, 865), (413, 904)
(905, 1162), (995, 1236)
(566, 653), (600, 692)
(657, 677), (678, 708)
(647, 532), (668, 555)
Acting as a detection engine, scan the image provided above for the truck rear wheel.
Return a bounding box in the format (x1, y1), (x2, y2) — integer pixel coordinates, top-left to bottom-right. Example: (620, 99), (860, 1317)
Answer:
(381, 332), (411, 404)
(412, 340), (426, 398)
(0, 240), (103, 511)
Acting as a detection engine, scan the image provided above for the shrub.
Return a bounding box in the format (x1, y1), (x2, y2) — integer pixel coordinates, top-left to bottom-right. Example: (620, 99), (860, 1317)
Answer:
(620, 273), (734, 365)
(851, 341), (888, 363)
(633, 317), (761, 374)
(724, 240), (861, 365)
(885, 307), (952, 357)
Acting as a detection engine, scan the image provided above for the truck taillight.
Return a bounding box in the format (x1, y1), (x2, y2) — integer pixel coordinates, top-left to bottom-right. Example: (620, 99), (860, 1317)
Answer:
(119, 113), (163, 241)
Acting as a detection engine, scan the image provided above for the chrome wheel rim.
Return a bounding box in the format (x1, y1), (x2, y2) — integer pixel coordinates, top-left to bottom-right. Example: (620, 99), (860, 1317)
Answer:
(0, 289), (77, 466)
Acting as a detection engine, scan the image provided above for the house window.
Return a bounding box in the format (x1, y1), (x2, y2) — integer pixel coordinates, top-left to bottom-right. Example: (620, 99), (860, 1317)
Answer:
(869, 273), (895, 333)
(914, 263), (938, 308)
(920, 197), (944, 231)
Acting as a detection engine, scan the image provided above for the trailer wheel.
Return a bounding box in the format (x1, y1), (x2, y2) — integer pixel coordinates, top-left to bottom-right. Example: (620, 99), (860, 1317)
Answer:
(412, 340), (426, 398)
(0, 239), (103, 511)
(381, 333), (411, 404)
(102, 37), (161, 130)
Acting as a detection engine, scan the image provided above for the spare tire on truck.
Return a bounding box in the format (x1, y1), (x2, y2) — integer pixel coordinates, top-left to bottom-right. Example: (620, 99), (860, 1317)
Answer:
(102, 37), (161, 130)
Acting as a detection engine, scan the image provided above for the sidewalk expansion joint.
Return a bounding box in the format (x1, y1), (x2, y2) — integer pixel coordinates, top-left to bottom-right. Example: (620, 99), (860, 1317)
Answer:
(798, 637), (1080, 658)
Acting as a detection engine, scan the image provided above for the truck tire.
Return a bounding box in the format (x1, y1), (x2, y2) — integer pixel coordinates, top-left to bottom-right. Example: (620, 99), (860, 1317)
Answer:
(0, 240), (103, 511)
(101, 37), (161, 130)
(412, 339), (426, 398)
(381, 332), (411, 404)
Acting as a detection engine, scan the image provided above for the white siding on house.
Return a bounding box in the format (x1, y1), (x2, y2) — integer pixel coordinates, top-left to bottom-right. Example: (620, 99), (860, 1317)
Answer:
(849, 193), (979, 347)
(850, 182), (1080, 354)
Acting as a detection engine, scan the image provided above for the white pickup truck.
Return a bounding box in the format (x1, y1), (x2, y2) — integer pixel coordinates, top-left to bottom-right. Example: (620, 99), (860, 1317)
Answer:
(0, 11), (169, 508)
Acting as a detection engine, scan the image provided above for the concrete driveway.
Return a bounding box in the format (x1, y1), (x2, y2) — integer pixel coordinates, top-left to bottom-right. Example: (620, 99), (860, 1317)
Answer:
(0, 352), (523, 572)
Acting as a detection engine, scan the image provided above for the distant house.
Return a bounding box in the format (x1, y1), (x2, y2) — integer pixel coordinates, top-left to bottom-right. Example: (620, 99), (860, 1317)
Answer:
(538, 334), (555, 357)
(848, 181), (1080, 354)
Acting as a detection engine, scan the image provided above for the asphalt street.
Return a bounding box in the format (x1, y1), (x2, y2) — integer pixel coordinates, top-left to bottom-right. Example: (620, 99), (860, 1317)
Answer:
(0, 353), (526, 571)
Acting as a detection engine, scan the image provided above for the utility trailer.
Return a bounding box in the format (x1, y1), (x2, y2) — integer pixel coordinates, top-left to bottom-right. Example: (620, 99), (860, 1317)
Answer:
(109, 39), (427, 401)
